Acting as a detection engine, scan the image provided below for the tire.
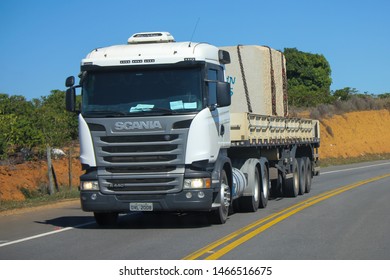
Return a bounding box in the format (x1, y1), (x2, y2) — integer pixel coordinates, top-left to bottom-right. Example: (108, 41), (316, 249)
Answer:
(297, 158), (306, 195)
(94, 212), (118, 227)
(258, 166), (269, 209)
(283, 159), (299, 197)
(304, 157), (312, 193)
(210, 169), (231, 224)
(239, 167), (260, 212)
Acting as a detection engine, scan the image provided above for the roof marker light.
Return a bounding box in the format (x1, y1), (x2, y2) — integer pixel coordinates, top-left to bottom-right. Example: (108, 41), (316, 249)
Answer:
(128, 32), (175, 44)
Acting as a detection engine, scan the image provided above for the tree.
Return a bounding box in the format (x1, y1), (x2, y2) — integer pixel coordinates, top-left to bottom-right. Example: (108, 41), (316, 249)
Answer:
(34, 90), (77, 148)
(0, 94), (42, 156)
(378, 93), (390, 99)
(30, 90), (77, 195)
(0, 90), (78, 159)
(332, 87), (359, 101)
(284, 48), (332, 107)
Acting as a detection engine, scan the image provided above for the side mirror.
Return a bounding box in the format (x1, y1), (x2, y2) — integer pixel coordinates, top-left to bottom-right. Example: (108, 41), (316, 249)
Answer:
(65, 76), (75, 87)
(66, 88), (76, 112)
(218, 50), (231, 64)
(217, 82), (231, 107)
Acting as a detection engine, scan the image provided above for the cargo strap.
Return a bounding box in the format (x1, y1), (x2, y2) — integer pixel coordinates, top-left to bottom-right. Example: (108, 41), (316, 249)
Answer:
(237, 45), (253, 113)
(264, 46), (277, 116)
(281, 53), (288, 117)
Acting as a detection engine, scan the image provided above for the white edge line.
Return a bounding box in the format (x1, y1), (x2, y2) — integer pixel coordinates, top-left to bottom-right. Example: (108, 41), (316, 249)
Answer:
(321, 161), (390, 175)
(0, 221), (95, 248)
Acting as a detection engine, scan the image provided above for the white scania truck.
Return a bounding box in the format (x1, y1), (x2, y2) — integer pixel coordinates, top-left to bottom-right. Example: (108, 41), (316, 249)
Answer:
(65, 32), (320, 226)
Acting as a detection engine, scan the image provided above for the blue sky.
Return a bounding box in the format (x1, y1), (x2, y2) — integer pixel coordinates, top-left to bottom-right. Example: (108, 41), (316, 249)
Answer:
(1, 0), (389, 100)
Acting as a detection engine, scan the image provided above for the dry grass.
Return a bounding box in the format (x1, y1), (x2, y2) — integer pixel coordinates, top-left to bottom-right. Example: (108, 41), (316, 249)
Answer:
(307, 96), (390, 120)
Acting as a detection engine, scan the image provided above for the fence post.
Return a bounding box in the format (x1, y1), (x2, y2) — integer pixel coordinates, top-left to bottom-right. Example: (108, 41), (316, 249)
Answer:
(46, 146), (55, 195)
(68, 145), (73, 189)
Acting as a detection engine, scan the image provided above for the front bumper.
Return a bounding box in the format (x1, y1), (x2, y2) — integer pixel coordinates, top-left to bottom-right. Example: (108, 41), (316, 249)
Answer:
(80, 188), (214, 213)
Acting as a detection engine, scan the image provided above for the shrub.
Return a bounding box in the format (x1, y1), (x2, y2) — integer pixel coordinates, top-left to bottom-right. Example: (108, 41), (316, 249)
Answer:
(308, 94), (389, 120)
(325, 125), (334, 137)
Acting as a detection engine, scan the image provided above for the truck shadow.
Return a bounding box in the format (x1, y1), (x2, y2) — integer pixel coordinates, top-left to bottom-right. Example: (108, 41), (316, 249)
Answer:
(35, 211), (213, 229)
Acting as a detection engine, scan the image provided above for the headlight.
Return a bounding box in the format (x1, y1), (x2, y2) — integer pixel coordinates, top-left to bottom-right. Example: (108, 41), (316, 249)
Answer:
(81, 181), (99, 190)
(183, 178), (211, 189)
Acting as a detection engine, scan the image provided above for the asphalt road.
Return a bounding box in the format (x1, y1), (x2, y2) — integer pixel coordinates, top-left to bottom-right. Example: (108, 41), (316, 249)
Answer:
(1, 160), (390, 260)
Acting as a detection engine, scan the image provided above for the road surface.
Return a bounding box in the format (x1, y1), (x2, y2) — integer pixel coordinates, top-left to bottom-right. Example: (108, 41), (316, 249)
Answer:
(0, 160), (390, 260)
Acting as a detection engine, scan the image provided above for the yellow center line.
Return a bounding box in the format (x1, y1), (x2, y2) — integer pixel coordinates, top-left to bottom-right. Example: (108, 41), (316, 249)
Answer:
(183, 173), (390, 260)
(183, 183), (351, 260)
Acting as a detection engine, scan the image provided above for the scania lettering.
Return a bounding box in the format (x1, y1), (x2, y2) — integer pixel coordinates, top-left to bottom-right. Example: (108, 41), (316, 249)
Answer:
(65, 32), (320, 226)
(114, 121), (163, 130)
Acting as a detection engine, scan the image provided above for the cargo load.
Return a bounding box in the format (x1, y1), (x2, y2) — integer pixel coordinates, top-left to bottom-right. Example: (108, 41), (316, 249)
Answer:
(220, 45), (288, 117)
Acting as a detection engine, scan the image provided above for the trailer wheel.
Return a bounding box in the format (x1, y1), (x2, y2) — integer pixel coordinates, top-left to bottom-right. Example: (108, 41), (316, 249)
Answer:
(271, 172), (283, 197)
(258, 166), (269, 209)
(94, 212), (118, 227)
(210, 169), (231, 224)
(297, 158), (306, 195)
(239, 166), (260, 212)
(304, 157), (312, 193)
(283, 159), (299, 197)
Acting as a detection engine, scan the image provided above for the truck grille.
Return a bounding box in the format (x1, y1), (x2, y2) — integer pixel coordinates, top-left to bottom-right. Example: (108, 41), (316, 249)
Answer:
(86, 116), (191, 195)
(103, 154), (177, 163)
(106, 178), (177, 192)
(106, 166), (176, 174)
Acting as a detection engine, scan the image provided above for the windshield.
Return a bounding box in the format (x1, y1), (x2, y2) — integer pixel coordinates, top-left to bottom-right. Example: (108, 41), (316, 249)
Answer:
(81, 67), (203, 116)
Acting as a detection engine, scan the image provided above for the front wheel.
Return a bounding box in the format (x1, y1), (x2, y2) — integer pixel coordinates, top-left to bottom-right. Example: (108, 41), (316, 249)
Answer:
(210, 169), (231, 224)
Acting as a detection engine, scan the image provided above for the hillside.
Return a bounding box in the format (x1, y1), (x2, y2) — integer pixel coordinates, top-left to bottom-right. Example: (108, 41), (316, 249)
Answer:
(319, 109), (390, 158)
(0, 109), (389, 202)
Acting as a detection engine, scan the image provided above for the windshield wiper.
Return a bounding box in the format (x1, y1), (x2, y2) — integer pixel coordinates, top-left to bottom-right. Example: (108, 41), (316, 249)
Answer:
(131, 107), (177, 115)
(83, 111), (129, 117)
(149, 107), (176, 114)
(84, 108), (181, 117)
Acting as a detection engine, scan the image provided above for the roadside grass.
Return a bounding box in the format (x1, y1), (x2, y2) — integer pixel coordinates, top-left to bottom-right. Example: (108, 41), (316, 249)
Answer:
(0, 186), (79, 212)
(319, 153), (390, 167)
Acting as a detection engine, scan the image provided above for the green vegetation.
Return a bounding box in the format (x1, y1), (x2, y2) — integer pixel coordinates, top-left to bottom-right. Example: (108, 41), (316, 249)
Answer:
(284, 48), (332, 107)
(283, 48), (390, 110)
(0, 90), (78, 160)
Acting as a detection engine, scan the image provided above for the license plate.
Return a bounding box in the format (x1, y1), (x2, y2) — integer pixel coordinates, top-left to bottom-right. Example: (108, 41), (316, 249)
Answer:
(130, 202), (153, 211)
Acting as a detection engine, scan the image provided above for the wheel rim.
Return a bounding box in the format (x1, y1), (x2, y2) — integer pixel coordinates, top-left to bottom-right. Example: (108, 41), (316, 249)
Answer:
(221, 183), (231, 208)
(262, 169), (268, 199)
(299, 160), (306, 194)
(294, 165), (299, 194)
(221, 172), (231, 215)
(254, 169), (259, 202)
(305, 159), (312, 192)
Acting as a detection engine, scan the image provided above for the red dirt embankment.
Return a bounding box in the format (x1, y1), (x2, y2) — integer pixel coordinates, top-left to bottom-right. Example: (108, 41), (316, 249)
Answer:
(0, 158), (83, 201)
(0, 110), (389, 201)
(319, 110), (390, 158)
